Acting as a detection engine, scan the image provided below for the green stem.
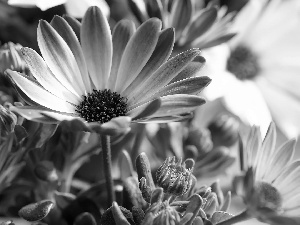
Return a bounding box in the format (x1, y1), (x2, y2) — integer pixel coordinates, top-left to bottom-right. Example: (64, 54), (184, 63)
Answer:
(216, 210), (252, 225)
(101, 135), (115, 205)
(59, 157), (73, 193)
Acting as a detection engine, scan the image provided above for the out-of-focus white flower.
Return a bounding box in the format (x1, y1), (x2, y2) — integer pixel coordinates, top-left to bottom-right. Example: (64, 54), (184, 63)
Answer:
(234, 123), (300, 224)
(7, 0), (110, 18)
(202, 0), (300, 138)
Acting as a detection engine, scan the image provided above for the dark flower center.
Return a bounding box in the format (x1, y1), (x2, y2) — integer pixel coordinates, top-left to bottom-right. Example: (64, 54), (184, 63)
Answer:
(255, 181), (282, 211)
(75, 89), (128, 123)
(227, 45), (260, 80)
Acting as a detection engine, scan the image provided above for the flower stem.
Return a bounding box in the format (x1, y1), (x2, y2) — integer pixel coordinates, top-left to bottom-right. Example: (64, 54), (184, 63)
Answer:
(101, 135), (115, 205)
(216, 210), (252, 225)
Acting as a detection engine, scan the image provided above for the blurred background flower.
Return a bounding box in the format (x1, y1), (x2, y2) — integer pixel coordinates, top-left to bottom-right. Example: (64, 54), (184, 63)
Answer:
(127, 0), (236, 52)
(7, 0), (110, 18)
(202, 0), (300, 138)
(233, 123), (300, 225)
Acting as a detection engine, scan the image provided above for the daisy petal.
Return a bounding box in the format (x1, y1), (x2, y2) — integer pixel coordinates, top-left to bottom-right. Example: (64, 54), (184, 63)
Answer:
(51, 16), (91, 93)
(128, 98), (161, 120)
(245, 126), (262, 168)
(131, 48), (201, 105)
(283, 192), (300, 213)
(145, 0), (163, 21)
(136, 113), (194, 123)
(169, 0), (193, 40)
(169, 56), (206, 83)
(21, 47), (79, 104)
(9, 105), (61, 124)
(13, 84), (43, 107)
(255, 123), (276, 180)
(123, 27), (174, 99)
(8, 0), (66, 11)
(256, 77), (300, 138)
(81, 6), (112, 90)
(274, 161), (300, 187)
(41, 111), (81, 122)
(275, 161), (300, 196)
(264, 139), (296, 183)
(182, 7), (217, 45)
(6, 70), (76, 113)
(37, 20), (85, 96)
(127, 0), (148, 24)
(63, 15), (81, 40)
(108, 20), (136, 90)
(115, 18), (161, 93)
(131, 76), (211, 110)
(149, 94), (205, 118)
(65, 0), (110, 19)
(197, 33), (236, 50)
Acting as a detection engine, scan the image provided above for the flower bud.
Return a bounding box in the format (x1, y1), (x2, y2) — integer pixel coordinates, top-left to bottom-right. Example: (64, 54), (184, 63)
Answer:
(0, 104), (17, 135)
(208, 114), (239, 147)
(0, 42), (27, 74)
(156, 157), (194, 196)
(136, 153), (155, 191)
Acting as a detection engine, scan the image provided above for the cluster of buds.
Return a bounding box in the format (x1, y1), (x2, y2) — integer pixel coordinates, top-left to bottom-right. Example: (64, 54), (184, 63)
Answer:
(135, 153), (233, 225)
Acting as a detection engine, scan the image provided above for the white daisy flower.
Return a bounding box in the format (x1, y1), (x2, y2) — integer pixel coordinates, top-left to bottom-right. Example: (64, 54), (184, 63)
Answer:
(202, 0), (300, 138)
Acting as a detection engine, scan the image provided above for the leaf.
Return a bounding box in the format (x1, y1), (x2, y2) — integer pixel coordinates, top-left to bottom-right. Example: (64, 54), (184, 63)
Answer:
(211, 211), (233, 224)
(18, 200), (54, 222)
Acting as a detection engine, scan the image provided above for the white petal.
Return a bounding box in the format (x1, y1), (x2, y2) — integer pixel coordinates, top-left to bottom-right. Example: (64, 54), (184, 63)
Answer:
(6, 70), (76, 113)
(51, 16), (92, 93)
(204, 71), (272, 137)
(256, 77), (300, 138)
(8, 0), (66, 10)
(21, 47), (80, 104)
(81, 6), (112, 90)
(65, 0), (110, 18)
(38, 20), (85, 96)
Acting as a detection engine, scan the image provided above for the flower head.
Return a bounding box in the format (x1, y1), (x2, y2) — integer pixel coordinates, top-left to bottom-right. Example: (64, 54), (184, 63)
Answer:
(203, 0), (300, 137)
(128, 0), (235, 50)
(235, 122), (300, 223)
(6, 6), (211, 134)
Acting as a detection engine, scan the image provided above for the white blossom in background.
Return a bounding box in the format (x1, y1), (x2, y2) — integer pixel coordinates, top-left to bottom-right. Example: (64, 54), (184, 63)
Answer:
(202, 0), (300, 138)
(7, 0), (110, 18)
